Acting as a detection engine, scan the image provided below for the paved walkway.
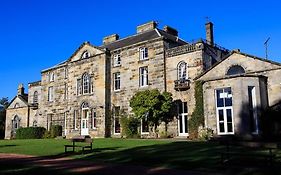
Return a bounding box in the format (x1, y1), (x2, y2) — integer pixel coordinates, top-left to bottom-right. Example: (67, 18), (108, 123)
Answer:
(0, 153), (220, 175)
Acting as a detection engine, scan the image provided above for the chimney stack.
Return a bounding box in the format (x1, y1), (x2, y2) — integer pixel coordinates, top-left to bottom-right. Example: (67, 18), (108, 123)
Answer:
(17, 83), (24, 96)
(137, 21), (157, 34)
(103, 34), (119, 45)
(163, 25), (178, 36)
(205, 22), (214, 46)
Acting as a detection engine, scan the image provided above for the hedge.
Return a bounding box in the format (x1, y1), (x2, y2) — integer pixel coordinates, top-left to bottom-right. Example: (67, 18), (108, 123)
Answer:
(16, 127), (46, 139)
(50, 125), (62, 138)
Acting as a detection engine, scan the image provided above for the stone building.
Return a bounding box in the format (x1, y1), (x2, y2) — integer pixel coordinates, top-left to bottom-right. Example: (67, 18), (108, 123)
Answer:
(5, 21), (281, 139)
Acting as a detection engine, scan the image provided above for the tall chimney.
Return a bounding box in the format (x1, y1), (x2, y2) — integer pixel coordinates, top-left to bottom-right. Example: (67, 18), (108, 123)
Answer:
(17, 83), (24, 96)
(205, 22), (214, 46)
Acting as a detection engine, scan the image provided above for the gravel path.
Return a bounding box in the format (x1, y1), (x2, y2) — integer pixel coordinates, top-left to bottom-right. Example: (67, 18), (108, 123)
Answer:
(0, 153), (219, 175)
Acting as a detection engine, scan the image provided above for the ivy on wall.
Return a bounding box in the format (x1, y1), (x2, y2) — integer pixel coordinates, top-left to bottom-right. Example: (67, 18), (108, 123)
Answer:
(189, 81), (204, 139)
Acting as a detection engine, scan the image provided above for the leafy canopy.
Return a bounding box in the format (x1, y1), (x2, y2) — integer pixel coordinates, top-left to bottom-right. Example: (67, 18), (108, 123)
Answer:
(129, 89), (173, 127)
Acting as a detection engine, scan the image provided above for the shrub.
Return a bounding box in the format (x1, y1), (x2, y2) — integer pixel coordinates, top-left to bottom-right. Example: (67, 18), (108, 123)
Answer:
(120, 116), (140, 138)
(50, 125), (62, 138)
(43, 131), (52, 139)
(16, 127), (46, 139)
(198, 126), (213, 141)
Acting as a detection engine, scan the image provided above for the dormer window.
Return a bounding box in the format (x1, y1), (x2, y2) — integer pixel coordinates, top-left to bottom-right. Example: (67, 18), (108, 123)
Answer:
(113, 54), (121, 67)
(226, 65), (245, 76)
(81, 50), (90, 59)
(139, 47), (148, 60)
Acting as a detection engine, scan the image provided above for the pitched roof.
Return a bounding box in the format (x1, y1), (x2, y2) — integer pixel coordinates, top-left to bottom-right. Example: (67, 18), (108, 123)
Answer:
(195, 50), (281, 80)
(101, 28), (186, 50)
(8, 94), (29, 109)
(42, 42), (104, 73)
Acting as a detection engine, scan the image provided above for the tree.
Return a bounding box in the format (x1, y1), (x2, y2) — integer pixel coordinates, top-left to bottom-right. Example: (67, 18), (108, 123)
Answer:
(0, 97), (9, 139)
(129, 89), (173, 133)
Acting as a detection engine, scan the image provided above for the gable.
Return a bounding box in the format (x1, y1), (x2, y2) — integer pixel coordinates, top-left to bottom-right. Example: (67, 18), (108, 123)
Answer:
(198, 52), (281, 81)
(8, 96), (28, 109)
(69, 42), (104, 62)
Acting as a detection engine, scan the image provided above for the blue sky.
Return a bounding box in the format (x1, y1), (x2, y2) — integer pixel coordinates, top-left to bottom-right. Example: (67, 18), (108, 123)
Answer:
(0, 0), (280, 100)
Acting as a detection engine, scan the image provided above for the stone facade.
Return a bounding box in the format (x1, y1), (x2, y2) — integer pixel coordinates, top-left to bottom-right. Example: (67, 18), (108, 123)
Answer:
(5, 21), (280, 139)
(198, 51), (281, 138)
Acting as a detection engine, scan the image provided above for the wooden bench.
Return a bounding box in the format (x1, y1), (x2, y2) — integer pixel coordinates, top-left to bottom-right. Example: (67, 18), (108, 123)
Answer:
(64, 136), (93, 154)
(220, 140), (279, 165)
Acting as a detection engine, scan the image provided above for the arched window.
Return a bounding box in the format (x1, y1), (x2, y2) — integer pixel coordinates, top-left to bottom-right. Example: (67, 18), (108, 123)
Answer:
(82, 73), (90, 94)
(81, 101), (89, 109)
(14, 103), (20, 108)
(33, 91), (38, 104)
(81, 50), (90, 59)
(177, 61), (188, 80)
(13, 115), (20, 130)
(226, 65), (245, 76)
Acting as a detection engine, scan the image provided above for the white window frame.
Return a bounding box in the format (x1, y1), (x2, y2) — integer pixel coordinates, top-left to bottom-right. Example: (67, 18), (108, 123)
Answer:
(177, 61), (188, 80)
(49, 72), (55, 82)
(215, 88), (234, 135)
(178, 102), (188, 136)
(139, 47), (148, 60)
(139, 66), (148, 87)
(113, 54), (121, 67)
(113, 106), (121, 135)
(248, 86), (259, 134)
(113, 72), (121, 91)
(81, 50), (90, 59)
(48, 86), (54, 102)
(92, 110), (97, 129)
(74, 110), (78, 130)
(141, 112), (149, 134)
(33, 91), (38, 104)
(82, 73), (90, 94)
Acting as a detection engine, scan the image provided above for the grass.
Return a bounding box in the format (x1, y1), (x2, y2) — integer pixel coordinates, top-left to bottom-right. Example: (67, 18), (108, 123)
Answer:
(1, 138), (281, 174)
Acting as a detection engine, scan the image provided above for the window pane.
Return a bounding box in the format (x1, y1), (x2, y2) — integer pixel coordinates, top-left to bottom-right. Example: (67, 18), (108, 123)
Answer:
(183, 102), (187, 113)
(184, 115), (188, 133)
(179, 115), (183, 133)
(227, 123), (233, 132)
(178, 103), (183, 114)
(225, 88), (232, 106)
(226, 109), (232, 122)
(216, 89), (224, 107)
(218, 110), (224, 121)
(219, 123), (225, 133)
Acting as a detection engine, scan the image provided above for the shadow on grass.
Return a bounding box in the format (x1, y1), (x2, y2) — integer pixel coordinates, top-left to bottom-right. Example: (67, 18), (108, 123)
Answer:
(0, 144), (16, 148)
(1, 141), (281, 175)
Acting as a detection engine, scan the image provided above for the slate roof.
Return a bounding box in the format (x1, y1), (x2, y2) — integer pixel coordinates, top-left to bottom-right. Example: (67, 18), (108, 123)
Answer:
(101, 28), (186, 50)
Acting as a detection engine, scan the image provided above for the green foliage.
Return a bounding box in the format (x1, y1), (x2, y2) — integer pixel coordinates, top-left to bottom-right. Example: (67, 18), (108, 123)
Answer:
(0, 97), (9, 139)
(43, 131), (52, 139)
(189, 81), (204, 139)
(50, 125), (62, 138)
(120, 116), (140, 138)
(16, 127), (46, 139)
(129, 89), (173, 131)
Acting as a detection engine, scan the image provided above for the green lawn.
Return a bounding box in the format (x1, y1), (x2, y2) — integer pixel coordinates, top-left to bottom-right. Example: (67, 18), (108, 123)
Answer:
(0, 138), (281, 174)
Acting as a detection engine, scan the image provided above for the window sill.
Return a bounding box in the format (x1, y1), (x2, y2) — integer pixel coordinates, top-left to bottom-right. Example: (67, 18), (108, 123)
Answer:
(113, 64), (121, 68)
(114, 89), (121, 93)
(138, 58), (149, 63)
(139, 85), (149, 88)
